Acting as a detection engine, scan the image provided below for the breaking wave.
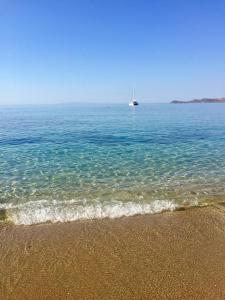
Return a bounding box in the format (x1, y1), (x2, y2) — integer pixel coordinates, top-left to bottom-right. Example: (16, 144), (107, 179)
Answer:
(0, 199), (178, 225)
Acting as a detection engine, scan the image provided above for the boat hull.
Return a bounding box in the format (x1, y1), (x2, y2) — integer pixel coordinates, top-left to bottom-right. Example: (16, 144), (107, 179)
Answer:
(129, 101), (139, 106)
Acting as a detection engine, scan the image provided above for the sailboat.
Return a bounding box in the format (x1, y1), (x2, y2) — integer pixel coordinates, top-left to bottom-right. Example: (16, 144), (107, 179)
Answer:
(129, 89), (139, 106)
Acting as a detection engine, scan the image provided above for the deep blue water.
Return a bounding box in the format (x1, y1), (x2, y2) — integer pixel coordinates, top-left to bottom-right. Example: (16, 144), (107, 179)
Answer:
(1, 103), (225, 224)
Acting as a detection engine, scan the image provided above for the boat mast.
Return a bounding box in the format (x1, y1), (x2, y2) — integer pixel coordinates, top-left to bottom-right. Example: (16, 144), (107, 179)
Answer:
(132, 88), (135, 101)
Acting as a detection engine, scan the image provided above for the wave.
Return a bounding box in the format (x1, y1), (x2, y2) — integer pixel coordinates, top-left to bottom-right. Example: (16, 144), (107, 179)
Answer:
(0, 199), (179, 225)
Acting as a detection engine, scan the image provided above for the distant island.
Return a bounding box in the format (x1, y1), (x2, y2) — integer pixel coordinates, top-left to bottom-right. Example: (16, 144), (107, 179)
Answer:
(171, 98), (225, 104)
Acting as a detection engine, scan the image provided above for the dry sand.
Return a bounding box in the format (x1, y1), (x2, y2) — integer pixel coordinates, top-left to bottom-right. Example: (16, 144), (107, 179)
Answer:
(1, 205), (225, 299)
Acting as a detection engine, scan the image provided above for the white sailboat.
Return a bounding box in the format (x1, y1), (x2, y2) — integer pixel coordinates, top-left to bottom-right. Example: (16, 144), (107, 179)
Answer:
(129, 89), (139, 106)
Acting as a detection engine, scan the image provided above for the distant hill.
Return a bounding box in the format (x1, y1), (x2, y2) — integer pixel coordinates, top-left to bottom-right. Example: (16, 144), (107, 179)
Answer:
(171, 98), (225, 104)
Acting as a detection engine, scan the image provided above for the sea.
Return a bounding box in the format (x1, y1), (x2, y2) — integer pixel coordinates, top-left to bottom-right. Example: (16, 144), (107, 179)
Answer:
(1, 103), (225, 225)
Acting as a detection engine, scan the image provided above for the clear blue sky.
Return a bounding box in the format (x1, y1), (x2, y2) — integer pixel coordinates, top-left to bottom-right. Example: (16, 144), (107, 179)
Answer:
(1, 0), (225, 104)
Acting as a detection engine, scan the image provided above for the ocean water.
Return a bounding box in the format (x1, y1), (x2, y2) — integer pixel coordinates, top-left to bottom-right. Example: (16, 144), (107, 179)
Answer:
(1, 103), (225, 225)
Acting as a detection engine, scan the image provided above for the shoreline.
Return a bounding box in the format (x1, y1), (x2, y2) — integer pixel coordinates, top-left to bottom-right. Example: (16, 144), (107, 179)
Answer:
(1, 197), (225, 226)
(1, 205), (225, 299)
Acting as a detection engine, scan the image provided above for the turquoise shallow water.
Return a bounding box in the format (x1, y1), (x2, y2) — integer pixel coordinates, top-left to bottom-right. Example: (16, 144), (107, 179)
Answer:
(1, 103), (225, 224)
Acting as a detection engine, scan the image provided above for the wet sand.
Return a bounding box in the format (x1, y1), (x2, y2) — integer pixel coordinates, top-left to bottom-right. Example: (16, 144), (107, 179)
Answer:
(1, 205), (225, 299)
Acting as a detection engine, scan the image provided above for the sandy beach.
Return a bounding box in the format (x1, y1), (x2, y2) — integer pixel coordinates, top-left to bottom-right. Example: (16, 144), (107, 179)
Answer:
(1, 205), (225, 299)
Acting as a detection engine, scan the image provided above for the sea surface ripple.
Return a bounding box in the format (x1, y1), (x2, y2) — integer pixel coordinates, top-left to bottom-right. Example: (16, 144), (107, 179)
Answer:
(1, 103), (225, 224)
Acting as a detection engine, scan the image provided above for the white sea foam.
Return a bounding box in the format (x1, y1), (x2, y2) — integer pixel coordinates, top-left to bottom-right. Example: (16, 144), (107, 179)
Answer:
(1, 199), (178, 225)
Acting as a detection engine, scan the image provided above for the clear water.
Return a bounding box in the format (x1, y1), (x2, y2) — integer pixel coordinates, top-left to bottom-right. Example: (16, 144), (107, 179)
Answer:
(1, 103), (225, 224)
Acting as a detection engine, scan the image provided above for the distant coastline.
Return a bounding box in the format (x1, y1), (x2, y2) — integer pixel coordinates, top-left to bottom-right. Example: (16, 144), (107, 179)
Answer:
(171, 98), (225, 104)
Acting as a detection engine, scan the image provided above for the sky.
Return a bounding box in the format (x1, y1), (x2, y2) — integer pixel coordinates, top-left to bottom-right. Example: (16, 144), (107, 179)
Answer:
(0, 0), (225, 104)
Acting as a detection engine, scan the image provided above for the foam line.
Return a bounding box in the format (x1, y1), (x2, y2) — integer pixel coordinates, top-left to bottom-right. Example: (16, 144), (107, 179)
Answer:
(1, 199), (178, 225)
